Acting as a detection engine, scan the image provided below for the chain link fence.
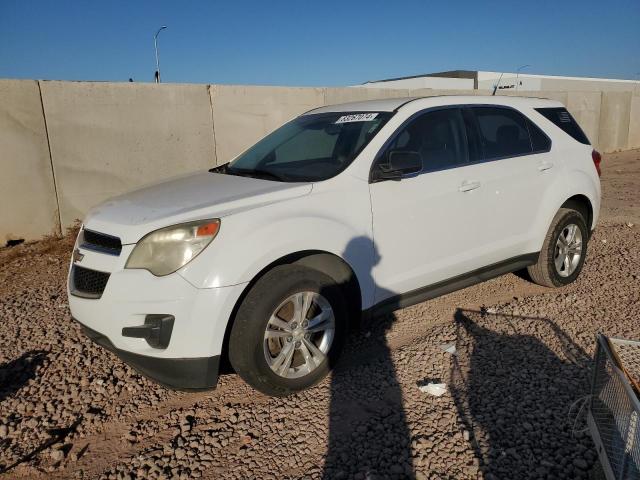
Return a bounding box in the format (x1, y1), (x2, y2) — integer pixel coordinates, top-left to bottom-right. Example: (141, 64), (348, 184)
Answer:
(588, 335), (640, 479)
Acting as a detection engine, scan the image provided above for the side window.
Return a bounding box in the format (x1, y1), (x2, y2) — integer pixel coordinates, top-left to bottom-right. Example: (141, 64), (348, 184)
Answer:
(472, 107), (533, 160)
(535, 107), (589, 145)
(383, 108), (469, 173)
(527, 119), (551, 152)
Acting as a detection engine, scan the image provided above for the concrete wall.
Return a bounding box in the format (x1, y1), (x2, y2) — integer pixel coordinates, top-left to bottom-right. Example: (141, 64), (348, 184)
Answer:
(0, 80), (60, 242)
(598, 92), (632, 153)
(210, 85), (324, 163)
(40, 81), (217, 228)
(628, 94), (640, 150)
(566, 91), (602, 146)
(0, 79), (638, 242)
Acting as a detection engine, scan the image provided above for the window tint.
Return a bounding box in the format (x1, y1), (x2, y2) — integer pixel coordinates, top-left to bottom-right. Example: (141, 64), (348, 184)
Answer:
(228, 112), (392, 182)
(273, 128), (338, 164)
(383, 108), (469, 172)
(527, 119), (551, 152)
(461, 108), (482, 163)
(472, 107), (533, 159)
(535, 107), (590, 145)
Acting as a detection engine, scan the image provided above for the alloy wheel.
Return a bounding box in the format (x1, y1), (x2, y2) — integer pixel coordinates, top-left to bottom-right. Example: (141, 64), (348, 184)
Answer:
(263, 291), (335, 379)
(554, 223), (583, 277)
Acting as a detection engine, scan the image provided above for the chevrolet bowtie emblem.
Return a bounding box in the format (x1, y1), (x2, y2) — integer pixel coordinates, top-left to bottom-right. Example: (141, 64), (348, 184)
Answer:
(73, 248), (84, 263)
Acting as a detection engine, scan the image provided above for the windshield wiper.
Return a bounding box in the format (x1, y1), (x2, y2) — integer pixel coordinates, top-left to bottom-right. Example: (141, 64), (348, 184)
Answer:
(209, 164), (289, 182)
(208, 164), (229, 174)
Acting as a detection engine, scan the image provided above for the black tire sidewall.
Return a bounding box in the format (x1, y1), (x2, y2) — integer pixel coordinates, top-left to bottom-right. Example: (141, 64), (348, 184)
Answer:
(545, 210), (588, 286)
(230, 266), (347, 396)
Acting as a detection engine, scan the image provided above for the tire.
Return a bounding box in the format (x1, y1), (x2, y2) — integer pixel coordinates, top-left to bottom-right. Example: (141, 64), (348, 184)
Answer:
(228, 265), (347, 396)
(527, 208), (589, 288)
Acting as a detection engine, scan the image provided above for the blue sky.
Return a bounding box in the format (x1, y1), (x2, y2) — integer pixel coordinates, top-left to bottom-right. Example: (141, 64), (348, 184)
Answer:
(1, 0), (639, 86)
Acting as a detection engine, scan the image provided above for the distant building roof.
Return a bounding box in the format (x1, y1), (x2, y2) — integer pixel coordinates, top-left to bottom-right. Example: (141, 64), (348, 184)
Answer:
(363, 70), (477, 84)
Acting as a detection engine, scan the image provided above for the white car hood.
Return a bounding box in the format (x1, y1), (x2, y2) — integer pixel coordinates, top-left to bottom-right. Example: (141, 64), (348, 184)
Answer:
(83, 171), (312, 244)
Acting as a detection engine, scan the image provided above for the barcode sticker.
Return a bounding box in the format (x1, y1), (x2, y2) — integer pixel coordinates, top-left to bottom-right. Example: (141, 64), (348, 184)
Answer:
(335, 113), (379, 124)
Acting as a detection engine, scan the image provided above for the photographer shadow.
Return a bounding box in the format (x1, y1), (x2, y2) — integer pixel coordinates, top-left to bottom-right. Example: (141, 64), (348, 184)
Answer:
(322, 236), (415, 479)
(449, 308), (594, 479)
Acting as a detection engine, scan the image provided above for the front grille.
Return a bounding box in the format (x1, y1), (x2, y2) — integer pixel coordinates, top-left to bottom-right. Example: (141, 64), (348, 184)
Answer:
(81, 229), (122, 255)
(71, 265), (110, 299)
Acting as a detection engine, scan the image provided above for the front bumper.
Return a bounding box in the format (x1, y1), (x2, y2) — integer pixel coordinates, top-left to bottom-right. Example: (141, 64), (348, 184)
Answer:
(77, 321), (220, 390)
(67, 244), (247, 390)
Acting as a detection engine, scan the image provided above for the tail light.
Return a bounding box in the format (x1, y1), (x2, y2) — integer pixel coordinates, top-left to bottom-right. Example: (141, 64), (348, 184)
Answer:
(592, 150), (602, 177)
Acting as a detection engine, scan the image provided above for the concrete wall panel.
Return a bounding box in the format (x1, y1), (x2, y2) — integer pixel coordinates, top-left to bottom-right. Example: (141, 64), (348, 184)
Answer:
(502, 90), (569, 105)
(541, 77), (639, 93)
(599, 91), (631, 153)
(409, 88), (479, 97)
(0, 79), (59, 242)
(324, 87), (418, 105)
(566, 91), (601, 147)
(628, 94), (640, 150)
(40, 81), (216, 228)
(211, 85), (324, 164)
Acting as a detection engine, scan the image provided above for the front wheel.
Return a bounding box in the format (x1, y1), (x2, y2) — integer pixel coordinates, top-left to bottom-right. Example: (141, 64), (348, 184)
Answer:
(228, 265), (347, 396)
(527, 208), (589, 288)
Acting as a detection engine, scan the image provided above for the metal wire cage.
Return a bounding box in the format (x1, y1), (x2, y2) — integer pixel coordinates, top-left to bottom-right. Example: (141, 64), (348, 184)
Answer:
(588, 335), (640, 480)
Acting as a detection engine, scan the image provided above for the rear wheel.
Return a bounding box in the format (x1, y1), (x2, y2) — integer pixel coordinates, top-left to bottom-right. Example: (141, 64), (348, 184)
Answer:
(228, 265), (347, 396)
(527, 208), (589, 287)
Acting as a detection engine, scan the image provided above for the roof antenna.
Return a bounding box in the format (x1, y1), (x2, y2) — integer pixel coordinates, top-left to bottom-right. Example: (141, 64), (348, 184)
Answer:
(492, 73), (504, 96)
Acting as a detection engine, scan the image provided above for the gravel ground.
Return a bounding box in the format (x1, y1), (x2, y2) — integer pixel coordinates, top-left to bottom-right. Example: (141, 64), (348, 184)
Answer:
(0, 149), (638, 479)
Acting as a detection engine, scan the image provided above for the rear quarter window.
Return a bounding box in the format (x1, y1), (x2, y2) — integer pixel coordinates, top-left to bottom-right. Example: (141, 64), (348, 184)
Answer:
(535, 107), (590, 145)
(526, 118), (552, 153)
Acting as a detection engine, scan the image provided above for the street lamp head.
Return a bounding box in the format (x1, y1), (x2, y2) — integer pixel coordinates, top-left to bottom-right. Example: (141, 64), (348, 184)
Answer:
(155, 25), (168, 38)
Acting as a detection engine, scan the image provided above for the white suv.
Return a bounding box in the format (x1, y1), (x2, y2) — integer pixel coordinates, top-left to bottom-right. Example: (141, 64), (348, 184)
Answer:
(68, 95), (601, 396)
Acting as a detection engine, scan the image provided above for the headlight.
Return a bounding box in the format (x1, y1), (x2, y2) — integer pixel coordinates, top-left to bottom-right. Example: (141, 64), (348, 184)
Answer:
(125, 219), (220, 276)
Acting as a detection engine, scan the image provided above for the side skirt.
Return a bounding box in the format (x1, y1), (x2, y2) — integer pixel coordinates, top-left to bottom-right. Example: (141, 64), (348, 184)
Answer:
(364, 252), (539, 319)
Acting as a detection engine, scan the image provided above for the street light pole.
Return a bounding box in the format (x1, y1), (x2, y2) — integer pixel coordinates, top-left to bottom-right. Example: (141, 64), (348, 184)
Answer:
(154, 25), (167, 83)
(515, 64), (531, 92)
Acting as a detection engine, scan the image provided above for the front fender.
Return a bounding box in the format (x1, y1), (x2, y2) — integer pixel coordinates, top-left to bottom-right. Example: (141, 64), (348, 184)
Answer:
(179, 188), (375, 307)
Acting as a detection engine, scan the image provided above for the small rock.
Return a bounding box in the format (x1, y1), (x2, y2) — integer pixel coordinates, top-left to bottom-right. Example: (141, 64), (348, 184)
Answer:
(573, 457), (588, 470)
(50, 449), (65, 462)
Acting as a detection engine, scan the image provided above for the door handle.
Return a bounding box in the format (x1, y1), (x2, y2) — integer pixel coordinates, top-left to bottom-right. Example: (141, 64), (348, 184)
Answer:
(538, 161), (554, 172)
(459, 180), (481, 192)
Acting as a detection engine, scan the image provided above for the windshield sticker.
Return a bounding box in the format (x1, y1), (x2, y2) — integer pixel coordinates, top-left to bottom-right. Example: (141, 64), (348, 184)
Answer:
(335, 113), (379, 124)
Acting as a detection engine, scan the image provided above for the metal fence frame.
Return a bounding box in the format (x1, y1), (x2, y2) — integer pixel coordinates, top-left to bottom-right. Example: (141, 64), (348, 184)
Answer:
(588, 335), (640, 480)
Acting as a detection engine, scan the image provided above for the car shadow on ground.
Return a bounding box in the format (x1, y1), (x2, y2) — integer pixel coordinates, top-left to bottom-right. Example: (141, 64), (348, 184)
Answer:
(322, 310), (415, 480)
(322, 237), (415, 479)
(0, 350), (47, 403)
(449, 308), (596, 479)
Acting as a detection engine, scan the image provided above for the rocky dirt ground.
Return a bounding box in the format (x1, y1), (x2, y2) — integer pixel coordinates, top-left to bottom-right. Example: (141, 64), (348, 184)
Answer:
(0, 150), (638, 480)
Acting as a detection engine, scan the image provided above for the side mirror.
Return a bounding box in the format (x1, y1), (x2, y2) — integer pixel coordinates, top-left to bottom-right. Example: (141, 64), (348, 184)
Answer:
(375, 150), (422, 181)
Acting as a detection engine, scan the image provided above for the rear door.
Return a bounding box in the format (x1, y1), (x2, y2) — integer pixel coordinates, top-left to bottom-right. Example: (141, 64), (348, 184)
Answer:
(464, 105), (554, 263)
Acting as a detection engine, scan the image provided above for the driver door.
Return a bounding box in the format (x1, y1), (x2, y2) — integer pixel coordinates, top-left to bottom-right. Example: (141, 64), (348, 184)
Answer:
(369, 107), (487, 304)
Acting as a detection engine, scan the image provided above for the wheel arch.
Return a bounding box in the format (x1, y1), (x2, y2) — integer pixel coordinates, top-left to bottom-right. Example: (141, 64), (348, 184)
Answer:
(219, 250), (363, 373)
(561, 194), (594, 232)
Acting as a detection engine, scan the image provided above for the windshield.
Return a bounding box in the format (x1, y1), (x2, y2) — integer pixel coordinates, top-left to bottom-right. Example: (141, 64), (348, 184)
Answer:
(225, 111), (393, 182)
